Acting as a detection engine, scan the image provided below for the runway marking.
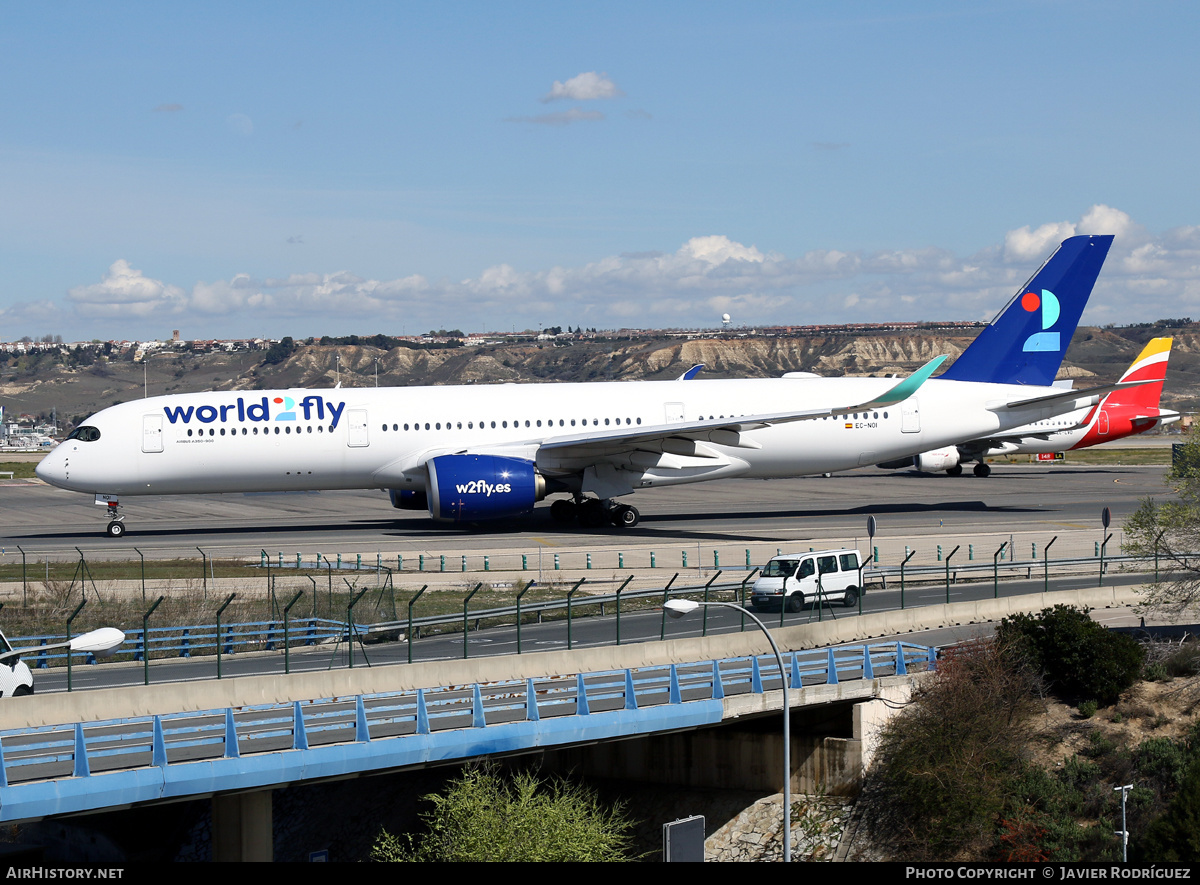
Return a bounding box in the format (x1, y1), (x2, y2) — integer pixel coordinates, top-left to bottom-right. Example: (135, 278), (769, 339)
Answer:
(529, 537), (560, 547)
(1046, 522), (1090, 529)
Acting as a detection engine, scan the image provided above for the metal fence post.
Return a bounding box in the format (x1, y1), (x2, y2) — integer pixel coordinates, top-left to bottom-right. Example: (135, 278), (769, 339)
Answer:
(944, 545), (960, 604)
(900, 548), (916, 609)
(142, 596), (164, 686)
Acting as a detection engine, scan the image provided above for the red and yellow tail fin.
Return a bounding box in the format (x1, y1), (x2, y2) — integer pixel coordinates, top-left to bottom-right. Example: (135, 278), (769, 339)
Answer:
(1106, 337), (1172, 410)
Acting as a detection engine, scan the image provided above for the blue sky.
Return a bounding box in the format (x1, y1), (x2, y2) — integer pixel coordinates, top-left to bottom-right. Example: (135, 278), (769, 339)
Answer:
(2, 2), (1199, 341)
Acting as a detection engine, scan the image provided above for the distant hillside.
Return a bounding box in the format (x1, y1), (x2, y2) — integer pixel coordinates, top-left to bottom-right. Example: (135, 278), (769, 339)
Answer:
(4, 325), (1198, 430)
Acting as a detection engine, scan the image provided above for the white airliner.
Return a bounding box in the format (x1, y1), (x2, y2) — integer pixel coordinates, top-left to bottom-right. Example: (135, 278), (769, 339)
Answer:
(37, 235), (1130, 537)
(881, 337), (1179, 476)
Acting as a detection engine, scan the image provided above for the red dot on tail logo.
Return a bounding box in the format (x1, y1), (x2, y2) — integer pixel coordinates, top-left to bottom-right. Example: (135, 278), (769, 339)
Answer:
(1021, 292), (1040, 312)
(273, 397), (283, 404)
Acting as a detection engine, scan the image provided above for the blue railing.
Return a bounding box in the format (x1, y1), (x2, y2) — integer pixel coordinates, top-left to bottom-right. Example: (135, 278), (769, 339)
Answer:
(15, 619), (345, 668)
(0, 640), (935, 822)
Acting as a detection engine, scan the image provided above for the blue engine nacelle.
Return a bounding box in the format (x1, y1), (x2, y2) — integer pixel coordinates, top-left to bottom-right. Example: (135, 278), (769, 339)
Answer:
(426, 455), (546, 523)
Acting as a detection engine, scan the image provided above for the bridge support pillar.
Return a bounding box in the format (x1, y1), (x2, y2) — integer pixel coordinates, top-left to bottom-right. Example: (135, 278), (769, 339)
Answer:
(212, 790), (273, 862)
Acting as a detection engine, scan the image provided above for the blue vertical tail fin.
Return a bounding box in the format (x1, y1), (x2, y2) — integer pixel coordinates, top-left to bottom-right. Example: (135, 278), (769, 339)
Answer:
(938, 234), (1113, 386)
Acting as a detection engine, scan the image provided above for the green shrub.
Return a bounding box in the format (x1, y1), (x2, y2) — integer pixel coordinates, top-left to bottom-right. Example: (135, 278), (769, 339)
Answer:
(371, 762), (636, 862)
(863, 639), (1039, 860)
(998, 606), (1145, 705)
(1135, 737), (1190, 790)
(1134, 756), (1200, 862)
(1143, 662), (1170, 683)
(1078, 700), (1098, 719)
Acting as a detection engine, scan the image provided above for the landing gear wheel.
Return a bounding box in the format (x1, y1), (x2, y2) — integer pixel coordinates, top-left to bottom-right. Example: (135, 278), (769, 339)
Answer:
(946, 464), (963, 477)
(786, 594), (803, 613)
(578, 499), (607, 528)
(611, 504), (640, 528)
(550, 499), (577, 524)
(843, 587), (859, 608)
(106, 520), (126, 538)
(973, 462), (991, 478)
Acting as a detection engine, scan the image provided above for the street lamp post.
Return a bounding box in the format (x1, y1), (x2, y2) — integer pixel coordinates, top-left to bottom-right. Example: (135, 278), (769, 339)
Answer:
(664, 598), (792, 862)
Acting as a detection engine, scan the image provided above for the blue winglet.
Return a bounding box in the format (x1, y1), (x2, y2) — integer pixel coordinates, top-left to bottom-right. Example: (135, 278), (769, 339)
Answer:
(859, 355), (948, 409)
(939, 235), (1113, 386)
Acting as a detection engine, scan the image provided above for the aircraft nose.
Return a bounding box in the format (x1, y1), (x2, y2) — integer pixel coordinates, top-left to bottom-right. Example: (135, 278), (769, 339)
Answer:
(35, 446), (69, 488)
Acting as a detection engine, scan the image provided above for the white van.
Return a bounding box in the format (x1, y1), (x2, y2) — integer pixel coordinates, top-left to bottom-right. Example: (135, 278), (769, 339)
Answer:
(750, 549), (864, 612)
(0, 630), (35, 697)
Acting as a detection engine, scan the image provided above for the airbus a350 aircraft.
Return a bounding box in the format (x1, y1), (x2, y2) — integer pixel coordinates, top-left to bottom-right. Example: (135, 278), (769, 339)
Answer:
(879, 337), (1179, 477)
(37, 235), (1131, 537)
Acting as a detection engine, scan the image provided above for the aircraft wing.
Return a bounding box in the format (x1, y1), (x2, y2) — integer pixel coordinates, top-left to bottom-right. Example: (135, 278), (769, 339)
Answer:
(535, 355), (948, 458)
(954, 415), (1094, 455)
(374, 356), (947, 487)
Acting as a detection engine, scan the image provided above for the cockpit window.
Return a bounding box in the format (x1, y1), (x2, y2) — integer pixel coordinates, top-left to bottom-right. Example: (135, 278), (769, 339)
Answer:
(66, 426), (101, 442)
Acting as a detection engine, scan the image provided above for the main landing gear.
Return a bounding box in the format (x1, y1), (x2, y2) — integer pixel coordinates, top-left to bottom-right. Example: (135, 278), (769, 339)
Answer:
(944, 463), (990, 478)
(550, 497), (640, 529)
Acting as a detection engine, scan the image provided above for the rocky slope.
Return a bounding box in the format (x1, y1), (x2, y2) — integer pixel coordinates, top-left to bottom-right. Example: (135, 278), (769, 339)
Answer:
(5, 325), (1199, 429)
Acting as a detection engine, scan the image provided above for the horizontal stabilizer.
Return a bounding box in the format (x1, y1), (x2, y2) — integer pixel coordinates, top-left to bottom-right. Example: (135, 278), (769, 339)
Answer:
(996, 378), (1158, 412)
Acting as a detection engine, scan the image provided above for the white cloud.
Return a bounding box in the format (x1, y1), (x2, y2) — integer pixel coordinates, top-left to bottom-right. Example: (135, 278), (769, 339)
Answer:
(56, 205), (1200, 336)
(67, 260), (187, 318)
(1079, 204), (1139, 240)
(1003, 220), (1076, 263)
(680, 235), (764, 265)
(542, 72), (624, 103)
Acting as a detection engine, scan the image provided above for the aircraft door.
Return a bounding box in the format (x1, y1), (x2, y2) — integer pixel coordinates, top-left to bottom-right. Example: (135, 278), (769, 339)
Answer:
(1098, 410), (1110, 435)
(142, 415), (163, 453)
(347, 409), (369, 447)
(665, 402), (685, 423)
(901, 399), (921, 433)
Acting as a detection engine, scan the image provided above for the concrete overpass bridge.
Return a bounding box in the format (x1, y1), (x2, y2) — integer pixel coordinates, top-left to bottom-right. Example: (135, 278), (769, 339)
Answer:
(0, 585), (1141, 860)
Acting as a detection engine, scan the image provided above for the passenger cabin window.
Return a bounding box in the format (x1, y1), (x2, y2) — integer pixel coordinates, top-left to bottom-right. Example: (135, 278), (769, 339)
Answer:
(839, 553), (859, 571)
(817, 556), (838, 574)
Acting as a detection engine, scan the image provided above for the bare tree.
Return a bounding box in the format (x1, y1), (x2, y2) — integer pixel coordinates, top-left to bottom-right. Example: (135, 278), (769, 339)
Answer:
(1124, 428), (1200, 616)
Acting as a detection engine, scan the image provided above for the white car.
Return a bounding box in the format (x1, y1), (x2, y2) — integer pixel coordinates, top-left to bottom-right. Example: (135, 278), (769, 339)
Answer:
(751, 549), (864, 612)
(0, 631), (36, 697)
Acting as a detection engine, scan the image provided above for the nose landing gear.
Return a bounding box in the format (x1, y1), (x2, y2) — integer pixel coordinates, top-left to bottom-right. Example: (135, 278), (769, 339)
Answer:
(102, 500), (126, 538)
